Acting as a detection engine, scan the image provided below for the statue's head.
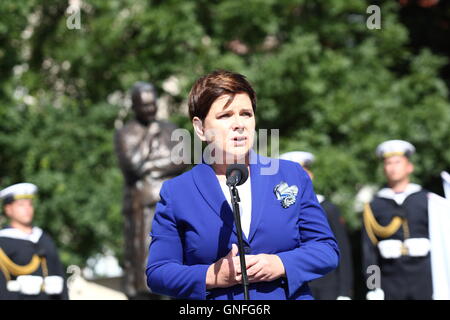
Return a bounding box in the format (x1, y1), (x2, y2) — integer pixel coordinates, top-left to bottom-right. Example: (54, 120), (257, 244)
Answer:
(131, 81), (158, 125)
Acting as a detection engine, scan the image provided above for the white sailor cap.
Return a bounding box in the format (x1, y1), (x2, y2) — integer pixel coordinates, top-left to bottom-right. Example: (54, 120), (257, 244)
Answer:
(375, 140), (416, 159)
(280, 151), (315, 167)
(0, 183), (38, 205)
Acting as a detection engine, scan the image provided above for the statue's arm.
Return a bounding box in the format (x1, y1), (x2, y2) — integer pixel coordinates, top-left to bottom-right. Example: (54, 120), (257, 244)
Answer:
(138, 153), (183, 178)
(115, 125), (186, 179)
(114, 128), (152, 178)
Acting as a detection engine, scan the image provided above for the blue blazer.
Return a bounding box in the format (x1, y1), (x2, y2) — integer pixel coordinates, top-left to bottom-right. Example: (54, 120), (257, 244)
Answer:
(146, 153), (339, 300)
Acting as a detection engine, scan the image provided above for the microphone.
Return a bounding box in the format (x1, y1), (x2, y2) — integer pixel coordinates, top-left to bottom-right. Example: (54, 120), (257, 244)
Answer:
(225, 163), (250, 300)
(226, 164), (249, 187)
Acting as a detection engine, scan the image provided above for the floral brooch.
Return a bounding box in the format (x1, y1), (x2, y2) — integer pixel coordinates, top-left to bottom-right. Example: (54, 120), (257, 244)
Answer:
(274, 181), (298, 208)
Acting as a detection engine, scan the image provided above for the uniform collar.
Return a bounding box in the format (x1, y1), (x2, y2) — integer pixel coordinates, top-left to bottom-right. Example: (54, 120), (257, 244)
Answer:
(0, 226), (43, 243)
(316, 194), (325, 204)
(377, 183), (422, 205)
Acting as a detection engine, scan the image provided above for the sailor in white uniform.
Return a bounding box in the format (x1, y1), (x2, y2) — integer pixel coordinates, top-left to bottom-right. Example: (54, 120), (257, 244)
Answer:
(362, 140), (447, 300)
(0, 183), (68, 300)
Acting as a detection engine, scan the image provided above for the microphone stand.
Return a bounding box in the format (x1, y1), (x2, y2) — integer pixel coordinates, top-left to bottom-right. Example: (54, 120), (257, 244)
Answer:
(228, 184), (250, 300)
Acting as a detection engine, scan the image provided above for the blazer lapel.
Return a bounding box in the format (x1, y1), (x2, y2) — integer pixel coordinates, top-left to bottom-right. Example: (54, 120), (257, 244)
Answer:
(192, 163), (237, 236)
(248, 153), (271, 243)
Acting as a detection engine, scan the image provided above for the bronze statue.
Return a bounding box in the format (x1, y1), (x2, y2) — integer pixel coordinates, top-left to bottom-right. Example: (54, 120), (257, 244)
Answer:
(114, 82), (186, 299)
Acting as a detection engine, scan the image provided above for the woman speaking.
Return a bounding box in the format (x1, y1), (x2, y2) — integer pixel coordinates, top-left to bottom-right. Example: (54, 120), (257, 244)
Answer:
(146, 70), (339, 300)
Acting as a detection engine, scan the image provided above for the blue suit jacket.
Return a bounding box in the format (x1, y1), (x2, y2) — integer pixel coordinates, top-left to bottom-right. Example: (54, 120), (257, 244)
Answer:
(146, 154), (339, 300)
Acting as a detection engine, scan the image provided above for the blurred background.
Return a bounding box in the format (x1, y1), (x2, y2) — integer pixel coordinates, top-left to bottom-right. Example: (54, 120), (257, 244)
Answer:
(1, 0), (449, 299)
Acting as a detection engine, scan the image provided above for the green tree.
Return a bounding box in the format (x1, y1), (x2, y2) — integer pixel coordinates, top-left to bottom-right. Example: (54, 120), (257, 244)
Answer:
(1, 0), (449, 269)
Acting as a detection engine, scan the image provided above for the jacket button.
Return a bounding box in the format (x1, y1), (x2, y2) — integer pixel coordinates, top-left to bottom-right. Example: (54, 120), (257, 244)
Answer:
(243, 246), (251, 254)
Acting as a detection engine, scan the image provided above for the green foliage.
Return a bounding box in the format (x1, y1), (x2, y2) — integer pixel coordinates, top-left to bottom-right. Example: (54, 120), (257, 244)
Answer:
(1, 0), (449, 266)
(0, 103), (123, 267)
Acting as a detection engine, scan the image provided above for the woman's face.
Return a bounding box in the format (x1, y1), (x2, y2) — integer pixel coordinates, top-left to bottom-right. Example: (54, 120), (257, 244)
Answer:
(193, 93), (255, 163)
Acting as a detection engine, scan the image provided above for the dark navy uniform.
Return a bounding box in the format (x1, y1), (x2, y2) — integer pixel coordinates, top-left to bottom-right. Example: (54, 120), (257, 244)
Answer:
(362, 185), (433, 300)
(0, 226), (69, 300)
(309, 196), (353, 299)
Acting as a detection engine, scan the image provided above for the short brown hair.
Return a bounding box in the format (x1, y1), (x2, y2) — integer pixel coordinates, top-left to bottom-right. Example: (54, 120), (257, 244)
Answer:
(188, 70), (256, 121)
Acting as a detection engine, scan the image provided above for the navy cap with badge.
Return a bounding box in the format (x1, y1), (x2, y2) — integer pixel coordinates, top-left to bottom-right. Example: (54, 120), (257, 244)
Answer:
(375, 139), (416, 160)
(0, 183), (38, 206)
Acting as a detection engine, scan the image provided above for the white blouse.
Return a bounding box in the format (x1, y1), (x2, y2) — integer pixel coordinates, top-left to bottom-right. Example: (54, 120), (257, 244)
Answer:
(218, 175), (252, 239)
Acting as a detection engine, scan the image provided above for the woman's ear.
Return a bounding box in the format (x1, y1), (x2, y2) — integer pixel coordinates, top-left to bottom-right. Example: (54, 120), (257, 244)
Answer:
(192, 117), (206, 141)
